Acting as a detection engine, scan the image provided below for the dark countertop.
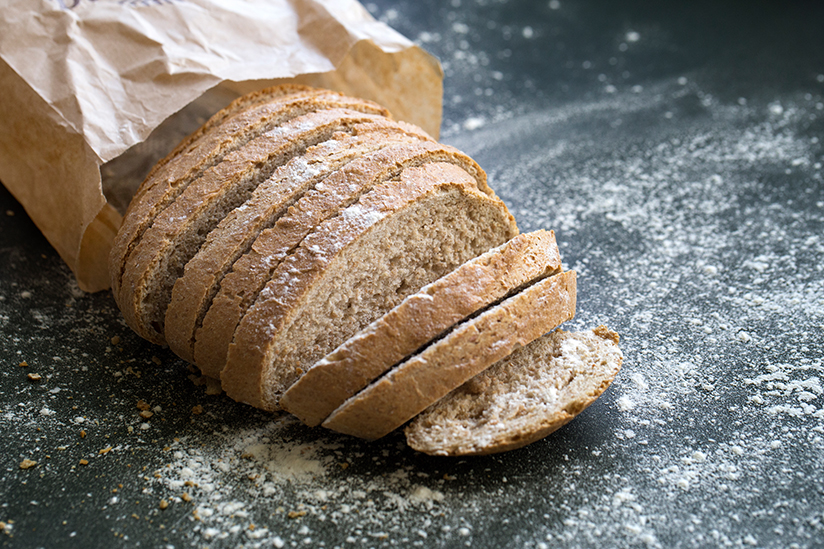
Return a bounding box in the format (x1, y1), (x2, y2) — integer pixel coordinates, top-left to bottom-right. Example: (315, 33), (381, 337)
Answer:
(2, 1), (823, 547)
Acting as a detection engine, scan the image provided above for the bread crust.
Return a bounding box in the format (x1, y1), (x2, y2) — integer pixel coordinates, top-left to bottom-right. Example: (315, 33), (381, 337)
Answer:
(281, 230), (562, 427)
(220, 163), (517, 410)
(404, 327), (622, 456)
(165, 121), (433, 366)
(322, 270), (577, 440)
(193, 141), (491, 377)
(118, 108), (389, 344)
(110, 88), (388, 303)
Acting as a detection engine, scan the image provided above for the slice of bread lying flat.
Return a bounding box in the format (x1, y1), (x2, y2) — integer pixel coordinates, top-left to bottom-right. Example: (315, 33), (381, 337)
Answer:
(281, 230), (562, 427)
(405, 326), (623, 456)
(322, 270), (577, 440)
(220, 162), (518, 411)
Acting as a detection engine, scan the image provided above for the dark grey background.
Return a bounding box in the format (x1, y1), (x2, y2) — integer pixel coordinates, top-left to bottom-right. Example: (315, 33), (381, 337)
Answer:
(2, 1), (823, 547)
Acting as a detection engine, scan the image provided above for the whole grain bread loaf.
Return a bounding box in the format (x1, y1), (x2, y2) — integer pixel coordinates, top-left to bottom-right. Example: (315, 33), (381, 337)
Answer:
(281, 230), (562, 427)
(109, 85), (622, 456)
(405, 326), (623, 456)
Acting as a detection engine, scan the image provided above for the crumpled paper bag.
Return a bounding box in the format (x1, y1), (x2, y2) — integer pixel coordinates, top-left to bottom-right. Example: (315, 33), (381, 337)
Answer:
(0, 0), (442, 292)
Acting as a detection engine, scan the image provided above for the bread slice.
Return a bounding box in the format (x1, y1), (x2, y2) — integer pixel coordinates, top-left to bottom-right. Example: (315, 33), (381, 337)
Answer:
(193, 140), (492, 377)
(110, 87), (388, 303)
(281, 230), (562, 427)
(165, 121), (434, 366)
(220, 162), (518, 411)
(405, 326), (623, 456)
(117, 108), (390, 345)
(322, 270), (576, 440)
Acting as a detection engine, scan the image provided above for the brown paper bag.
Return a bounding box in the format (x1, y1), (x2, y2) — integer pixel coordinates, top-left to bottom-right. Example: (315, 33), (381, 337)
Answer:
(0, 0), (442, 292)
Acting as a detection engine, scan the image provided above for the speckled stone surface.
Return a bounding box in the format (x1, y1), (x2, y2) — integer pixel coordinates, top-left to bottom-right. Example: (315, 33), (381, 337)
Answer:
(2, 1), (823, 547)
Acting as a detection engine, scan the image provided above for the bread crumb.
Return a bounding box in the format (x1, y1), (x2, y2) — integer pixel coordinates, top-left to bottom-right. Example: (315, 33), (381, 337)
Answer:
(188, 374), (207, 387)
(204, 377), (223, 395)
(27, 373), (41, 382)
(181, 493), (192, 503)
(159, 499), (169, 510)
(110, 336), (121, 345)
(19, 458), (36, 470)
(287, 510), (307, 519)
(99, 446), (112, 455)
(79, 459), (89, 466)
(136, 400), (150, 411)
(18, 361), (28, 367)
(191, 405), (204, 415)
(139, 410), (153, 419)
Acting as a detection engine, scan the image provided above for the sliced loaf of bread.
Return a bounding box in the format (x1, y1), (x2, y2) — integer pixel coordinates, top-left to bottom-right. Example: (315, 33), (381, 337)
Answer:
(194, 139), (492, 377)
(109, 86), (620, 457)
(322, 270), (577, 440)
(220, 162), (518, 411)
(165, 121), (433, 366)
(281, 230), (562, 427)
(118, 108), (390, 345)
(405, 326), (623, 456)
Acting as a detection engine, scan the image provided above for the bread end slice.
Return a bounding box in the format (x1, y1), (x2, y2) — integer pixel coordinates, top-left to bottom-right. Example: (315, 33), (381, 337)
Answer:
(404, 326), (622, 456)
